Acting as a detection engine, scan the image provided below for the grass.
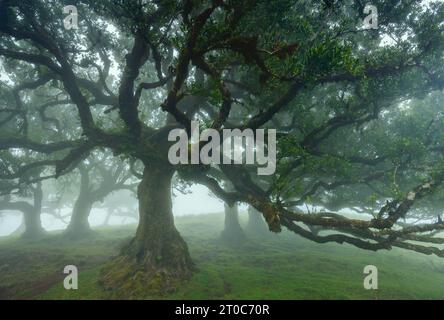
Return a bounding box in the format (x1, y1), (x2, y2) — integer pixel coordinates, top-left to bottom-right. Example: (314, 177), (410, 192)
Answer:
(0, 212), (443, 299)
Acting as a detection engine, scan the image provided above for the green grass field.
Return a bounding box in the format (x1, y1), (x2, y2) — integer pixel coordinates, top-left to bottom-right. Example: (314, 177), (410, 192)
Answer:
(0, 212), (443, 300)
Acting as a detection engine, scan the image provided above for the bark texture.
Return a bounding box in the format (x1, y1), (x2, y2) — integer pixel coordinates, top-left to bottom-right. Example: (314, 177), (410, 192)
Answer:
(100, 163), (193, 297)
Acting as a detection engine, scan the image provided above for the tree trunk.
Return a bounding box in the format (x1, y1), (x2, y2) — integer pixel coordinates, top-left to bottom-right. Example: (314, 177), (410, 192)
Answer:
(22, 182), (44, 239)
(64, 193), (94, 238)
(22, 209), (44, 238)
(246, 205), (268, 235)
(64, 167), (94, 238)
(100, 163), (194, 297)
(220, 203), (246, 244)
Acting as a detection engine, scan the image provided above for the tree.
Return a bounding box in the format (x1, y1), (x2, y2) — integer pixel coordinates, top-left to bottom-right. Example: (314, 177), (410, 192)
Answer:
(221, 202), (245, 243)
(1, 0), (444, 297)
(64, 153), (137, 238)
(100, 189), (138, 226)
(219, 182), (245, 243)
(0, 182), (44, 238)
(246, 206), (268, 236)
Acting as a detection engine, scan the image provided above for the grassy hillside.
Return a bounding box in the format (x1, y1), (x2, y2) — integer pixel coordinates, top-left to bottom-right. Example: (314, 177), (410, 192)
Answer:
(0, 213), (443, 300)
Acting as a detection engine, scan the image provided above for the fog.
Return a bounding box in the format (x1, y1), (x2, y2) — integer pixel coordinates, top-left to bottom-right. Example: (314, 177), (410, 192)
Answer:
(0, 185), (252, 237)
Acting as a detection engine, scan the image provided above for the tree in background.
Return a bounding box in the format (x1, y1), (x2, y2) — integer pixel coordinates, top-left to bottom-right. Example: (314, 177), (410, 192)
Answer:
(220, 182), (245, 243)
(0, 181), (44, 238)
(64, 152), (138, 238)
(100, 190), (138, 226)
(246, 206), (268, 236)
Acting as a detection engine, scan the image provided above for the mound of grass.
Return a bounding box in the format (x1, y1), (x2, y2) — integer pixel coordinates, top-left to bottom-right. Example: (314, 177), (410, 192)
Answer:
(0, 213), (443, 299)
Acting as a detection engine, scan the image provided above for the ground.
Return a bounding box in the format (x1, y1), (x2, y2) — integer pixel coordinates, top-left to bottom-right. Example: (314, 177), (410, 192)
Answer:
(0, 213), (443, 299)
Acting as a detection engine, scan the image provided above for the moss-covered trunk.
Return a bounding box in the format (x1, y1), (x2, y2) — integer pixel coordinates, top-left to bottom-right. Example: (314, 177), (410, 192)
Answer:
(100, 162), (193, 297)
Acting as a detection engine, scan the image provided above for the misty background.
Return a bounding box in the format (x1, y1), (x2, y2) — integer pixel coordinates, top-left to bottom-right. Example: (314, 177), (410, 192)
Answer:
(0, 185), (252, 236)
